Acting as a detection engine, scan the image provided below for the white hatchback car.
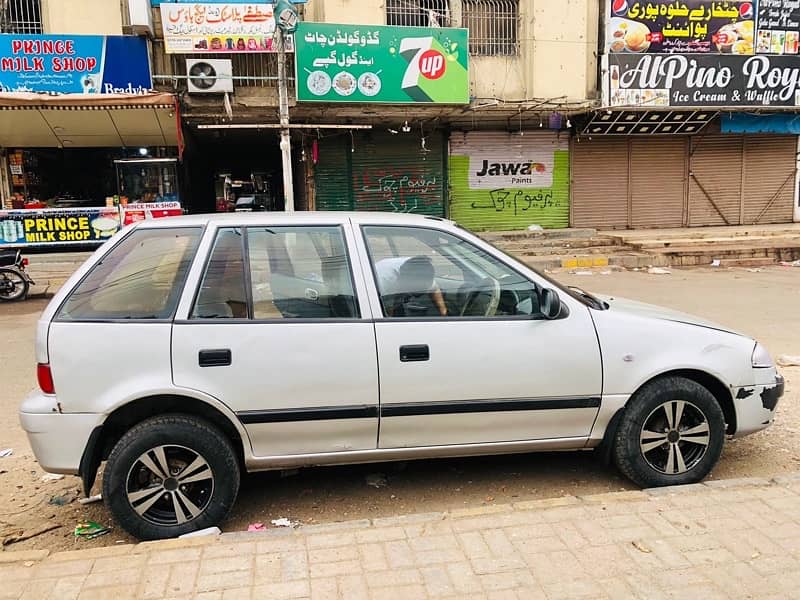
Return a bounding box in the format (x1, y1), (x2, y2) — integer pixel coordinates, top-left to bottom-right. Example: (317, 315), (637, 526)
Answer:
(21, 213), (783, 540)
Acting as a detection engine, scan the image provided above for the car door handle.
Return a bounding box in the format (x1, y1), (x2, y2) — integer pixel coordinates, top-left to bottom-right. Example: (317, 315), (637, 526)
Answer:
(400, 345), (430, 362)
(198, 349), (232, 367)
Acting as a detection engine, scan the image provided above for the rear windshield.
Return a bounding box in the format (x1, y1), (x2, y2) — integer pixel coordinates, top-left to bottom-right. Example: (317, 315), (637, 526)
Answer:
(57, 227), (202, 321)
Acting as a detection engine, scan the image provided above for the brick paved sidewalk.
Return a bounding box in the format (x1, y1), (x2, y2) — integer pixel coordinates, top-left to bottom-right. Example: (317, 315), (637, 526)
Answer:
(4, 476), (800, 600)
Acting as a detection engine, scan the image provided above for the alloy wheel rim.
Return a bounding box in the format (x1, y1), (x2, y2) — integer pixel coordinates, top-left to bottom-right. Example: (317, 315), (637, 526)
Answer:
(639, 400), (711, 475)
(125, 444), (214, 526)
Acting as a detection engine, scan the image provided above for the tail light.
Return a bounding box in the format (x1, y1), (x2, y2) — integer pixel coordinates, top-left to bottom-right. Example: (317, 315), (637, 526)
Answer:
(37, 363), (55, 394)
(22, 258), (28, 266)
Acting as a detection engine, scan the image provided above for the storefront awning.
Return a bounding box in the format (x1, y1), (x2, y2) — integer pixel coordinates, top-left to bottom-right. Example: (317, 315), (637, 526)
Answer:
(579, 109), (719, 137)
(0, 92), (179, 148)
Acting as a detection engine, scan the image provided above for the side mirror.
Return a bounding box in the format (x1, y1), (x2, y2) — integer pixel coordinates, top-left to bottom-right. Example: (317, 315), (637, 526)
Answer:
(539, 287), (562, 320)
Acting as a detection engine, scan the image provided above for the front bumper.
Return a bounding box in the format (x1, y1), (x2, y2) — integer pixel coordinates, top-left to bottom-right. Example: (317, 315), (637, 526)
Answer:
(732, 374), (784, 438)
(19, 392), (103, 474)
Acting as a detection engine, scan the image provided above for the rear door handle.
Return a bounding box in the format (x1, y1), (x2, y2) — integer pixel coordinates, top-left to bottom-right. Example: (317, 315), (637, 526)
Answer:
(199, 349), (232, 367)
(400, 344), (429, 362)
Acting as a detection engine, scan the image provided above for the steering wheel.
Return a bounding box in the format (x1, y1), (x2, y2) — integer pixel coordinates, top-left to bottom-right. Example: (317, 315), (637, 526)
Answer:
(460, 277), (501, 317)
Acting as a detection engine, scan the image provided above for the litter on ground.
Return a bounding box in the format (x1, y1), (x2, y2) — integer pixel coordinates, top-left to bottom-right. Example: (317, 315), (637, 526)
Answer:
(270, 517), (299, 528)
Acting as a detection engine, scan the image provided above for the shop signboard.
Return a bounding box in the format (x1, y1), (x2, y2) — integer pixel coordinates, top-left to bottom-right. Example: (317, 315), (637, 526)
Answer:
(606, 1), (755, 54)
(295, 23), (469, 104)
(122, 202), (183, 225)
(0, 203), (182, 247)
(757, 0), (800, 53)
(160, 3), (294, 53)
(606, 53), (800, 107)
(152, 0), (307, 4)
(0, 35), (151, 94)
(448, 133), (570, 231)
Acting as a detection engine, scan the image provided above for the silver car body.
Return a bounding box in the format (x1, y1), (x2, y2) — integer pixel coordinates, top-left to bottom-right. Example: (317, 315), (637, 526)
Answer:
(20, 213), (782, 478)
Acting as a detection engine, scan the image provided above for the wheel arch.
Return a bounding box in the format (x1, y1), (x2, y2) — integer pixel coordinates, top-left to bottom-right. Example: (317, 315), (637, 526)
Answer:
(598, 368), (736, 462)
(79, 394), (249, 497)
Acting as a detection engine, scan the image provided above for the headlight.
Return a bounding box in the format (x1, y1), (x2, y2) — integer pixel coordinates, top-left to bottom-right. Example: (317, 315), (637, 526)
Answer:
(752, 342), (774, 369)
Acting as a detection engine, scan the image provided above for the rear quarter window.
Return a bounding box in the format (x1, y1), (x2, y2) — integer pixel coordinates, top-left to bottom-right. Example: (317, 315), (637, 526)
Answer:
(56, 227), (202, 321)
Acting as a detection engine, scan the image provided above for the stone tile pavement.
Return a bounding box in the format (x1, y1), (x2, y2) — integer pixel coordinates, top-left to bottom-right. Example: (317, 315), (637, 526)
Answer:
(4, 475), (800, 599)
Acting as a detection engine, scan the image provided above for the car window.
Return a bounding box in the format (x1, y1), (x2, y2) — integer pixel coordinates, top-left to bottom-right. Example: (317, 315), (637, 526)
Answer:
(247, 226), (359, 320)
(192, 228), (248, 319)
(363, 226), (540, 319)
(57, 227), (201, 321)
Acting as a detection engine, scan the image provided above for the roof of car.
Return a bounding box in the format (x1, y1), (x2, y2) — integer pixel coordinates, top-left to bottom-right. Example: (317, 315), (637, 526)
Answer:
(133, 211), (454, 228)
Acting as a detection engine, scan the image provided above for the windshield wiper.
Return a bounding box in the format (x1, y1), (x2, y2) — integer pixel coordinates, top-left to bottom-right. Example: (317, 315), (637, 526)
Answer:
(568, 286), (608, 310)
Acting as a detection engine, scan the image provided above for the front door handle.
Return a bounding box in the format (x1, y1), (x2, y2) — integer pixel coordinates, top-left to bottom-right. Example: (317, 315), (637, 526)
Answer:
(400, 344), (429, 362)
(199, 349), (232, 367)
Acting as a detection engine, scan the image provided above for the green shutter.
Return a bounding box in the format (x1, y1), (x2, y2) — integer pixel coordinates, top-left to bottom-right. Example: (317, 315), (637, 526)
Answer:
(314, 136), (352, 211)
(315, 131), (446, 216)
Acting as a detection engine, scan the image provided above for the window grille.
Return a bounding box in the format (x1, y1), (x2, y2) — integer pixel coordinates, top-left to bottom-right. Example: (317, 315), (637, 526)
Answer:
(386, 0), (451, 28)
(0, 0), (42, 34)
(462, 0), (519, 56)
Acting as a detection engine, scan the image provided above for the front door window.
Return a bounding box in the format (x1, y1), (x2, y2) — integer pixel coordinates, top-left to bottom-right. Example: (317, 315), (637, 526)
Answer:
(363, 225), (540, 319)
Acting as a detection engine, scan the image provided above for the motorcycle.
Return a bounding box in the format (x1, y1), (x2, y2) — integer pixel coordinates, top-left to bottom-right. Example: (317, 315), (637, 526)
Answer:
(0, 249), (35, 301)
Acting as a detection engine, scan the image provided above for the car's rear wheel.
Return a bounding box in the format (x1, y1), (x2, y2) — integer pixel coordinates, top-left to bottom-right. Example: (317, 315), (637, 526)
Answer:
(103, 415), (240, 540)
(613, 376), (725, 488)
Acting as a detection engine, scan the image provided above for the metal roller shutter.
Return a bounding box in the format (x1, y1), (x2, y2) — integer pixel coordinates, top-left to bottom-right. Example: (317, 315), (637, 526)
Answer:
(630, 138), (686, 229)
(571, 138), (629, 229)
(314, 136), (352, 212)
(350, 132), (445, 216)
(315, 132), (446, 216)
(742, 136), (796, 225)
(689, 135), (743, 226)
(448, 131), (570, 231)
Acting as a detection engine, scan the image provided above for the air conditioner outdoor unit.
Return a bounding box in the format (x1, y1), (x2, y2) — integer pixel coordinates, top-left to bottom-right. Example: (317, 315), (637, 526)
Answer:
(126, 0), (154, 37)
(186, 59), (234, 94)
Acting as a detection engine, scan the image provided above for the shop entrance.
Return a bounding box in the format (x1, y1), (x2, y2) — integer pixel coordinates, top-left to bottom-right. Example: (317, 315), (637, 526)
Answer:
(182, 127), (288, 214)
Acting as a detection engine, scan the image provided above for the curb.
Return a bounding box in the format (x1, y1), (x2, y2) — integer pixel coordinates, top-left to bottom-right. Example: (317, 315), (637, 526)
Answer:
(2, 473), (797, 566)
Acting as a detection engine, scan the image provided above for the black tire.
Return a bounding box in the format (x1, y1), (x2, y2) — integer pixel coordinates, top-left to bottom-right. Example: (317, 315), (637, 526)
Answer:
(0, 268), (28, 301)
(613, 376), (725, 488)
(103, 415), (240, 540)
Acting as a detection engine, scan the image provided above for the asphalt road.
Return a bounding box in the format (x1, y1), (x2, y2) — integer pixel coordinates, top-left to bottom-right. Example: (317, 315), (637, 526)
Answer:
(1, 263), (798, 552)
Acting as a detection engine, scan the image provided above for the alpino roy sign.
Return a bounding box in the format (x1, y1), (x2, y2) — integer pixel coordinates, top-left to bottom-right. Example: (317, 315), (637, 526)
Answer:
(295, 23), (469, 103)
(607, 53), (800, 107)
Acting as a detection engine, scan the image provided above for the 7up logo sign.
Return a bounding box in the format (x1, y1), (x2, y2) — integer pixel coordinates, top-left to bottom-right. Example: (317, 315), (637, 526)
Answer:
(399, 35), (467, 102)
(419, 49), (446, 80)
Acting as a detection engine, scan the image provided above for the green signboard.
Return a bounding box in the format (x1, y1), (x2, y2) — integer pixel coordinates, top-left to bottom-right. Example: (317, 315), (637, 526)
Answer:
(295, 22), (469, 104)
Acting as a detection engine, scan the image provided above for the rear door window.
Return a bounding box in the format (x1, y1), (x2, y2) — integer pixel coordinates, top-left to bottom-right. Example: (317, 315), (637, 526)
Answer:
(57, 227), (202, 321)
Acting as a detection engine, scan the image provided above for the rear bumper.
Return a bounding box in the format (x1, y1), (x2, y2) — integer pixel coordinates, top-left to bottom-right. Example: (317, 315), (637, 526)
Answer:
(19, 397), (103, 474)
(732, 374), (784, 438)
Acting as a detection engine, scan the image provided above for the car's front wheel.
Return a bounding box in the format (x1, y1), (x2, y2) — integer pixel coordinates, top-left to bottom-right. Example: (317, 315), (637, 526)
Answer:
(103, 415), (240, 540)
(613, 376), (726, 488)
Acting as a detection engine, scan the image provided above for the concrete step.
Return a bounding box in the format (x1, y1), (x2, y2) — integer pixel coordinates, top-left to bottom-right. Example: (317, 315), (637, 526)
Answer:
(510, 245), (629, 258)
(495, 238), (620, 252)
(631, 235), (800, 250)
(604, 224), (800, 244)
(481, 228), (598, 242)
(520, 252), (670, 271)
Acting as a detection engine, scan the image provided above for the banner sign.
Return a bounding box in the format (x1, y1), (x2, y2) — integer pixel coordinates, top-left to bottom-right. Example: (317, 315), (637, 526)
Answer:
(0, 203), (182, 247)
(606, 53), (800, 107)
(449, 133), (570, 231)
(0, 34), (151, 94)
(295, 23), (469, 104)
(152, 0), (307, 4)
(757, 0), (800, 53)
(160, 3), (291, 53)
(607, 1), (755, 54)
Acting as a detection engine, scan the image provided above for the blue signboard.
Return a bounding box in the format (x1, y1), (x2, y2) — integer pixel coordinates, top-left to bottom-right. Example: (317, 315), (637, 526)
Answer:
(0, 34), (151, 94)
(722, 113), (800, 135)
